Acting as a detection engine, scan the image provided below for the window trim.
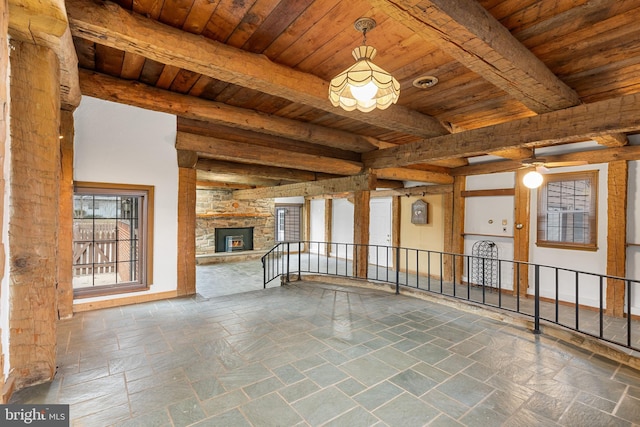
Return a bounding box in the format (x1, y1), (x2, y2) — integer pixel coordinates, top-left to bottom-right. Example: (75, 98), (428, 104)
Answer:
(536, 170), (598, 251)
(73, 182), (154, 298)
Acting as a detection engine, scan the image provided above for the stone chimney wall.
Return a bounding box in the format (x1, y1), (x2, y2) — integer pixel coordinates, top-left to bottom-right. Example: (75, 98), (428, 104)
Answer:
(195, 189), (275, 254)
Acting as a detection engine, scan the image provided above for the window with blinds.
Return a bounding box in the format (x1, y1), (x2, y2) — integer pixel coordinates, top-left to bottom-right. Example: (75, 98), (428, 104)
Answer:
(537, 171), (598, 250)
(275, 205), (302, 242)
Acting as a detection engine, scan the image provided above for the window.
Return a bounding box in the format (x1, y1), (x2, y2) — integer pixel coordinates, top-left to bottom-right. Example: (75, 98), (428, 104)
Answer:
(537, 171), (597, 250)
(275, 205), (302, 242)
(73, 182), (154, 298)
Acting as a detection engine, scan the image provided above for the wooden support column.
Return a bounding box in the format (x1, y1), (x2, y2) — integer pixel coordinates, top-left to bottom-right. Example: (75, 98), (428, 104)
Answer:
(444, 177), (465, 282)
(304, 198), (311, 245)
(324, 199), (332, 256)
(9, 41), (60, 390)
(606, 160), (628, 317)
(514, 169), (531, 297)
(1, 0), (8, 401)
(57, 110), (74, 319)
(353, 191), (370, 278)
(177, 166), (197, 296)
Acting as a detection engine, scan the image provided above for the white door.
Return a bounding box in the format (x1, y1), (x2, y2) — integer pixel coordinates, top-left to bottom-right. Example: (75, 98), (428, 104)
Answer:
(369, 198), (392, 266)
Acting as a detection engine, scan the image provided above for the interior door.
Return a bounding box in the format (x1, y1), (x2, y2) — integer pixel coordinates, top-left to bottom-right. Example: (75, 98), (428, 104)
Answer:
(369, 198), (392, 267)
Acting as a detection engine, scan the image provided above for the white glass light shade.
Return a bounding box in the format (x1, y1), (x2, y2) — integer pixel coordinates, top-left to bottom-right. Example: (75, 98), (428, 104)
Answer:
(523, 170), (544, 189)
(329, 46), (400, 112)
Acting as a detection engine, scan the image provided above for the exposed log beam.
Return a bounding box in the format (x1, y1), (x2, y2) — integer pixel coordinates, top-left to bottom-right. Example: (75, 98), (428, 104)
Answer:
(233, 174), (377, 200)
(372, 0), (625, 149)
(196, 181), (255, 190)
(363, 93), (640, 169)
(373, 167), (453, 184)
(370, 0), (579, 112)
(490, 148), (534, 160)
(178, 118), (361, 162)
(80, 70), (381, 153)
(196, 170), (287, 187)
(196, 159), (320, 183)
(373, 185), (453, 198)
(8, 0), (67, 38)
(67, 0), (449, 138)
(177, 150), (198, 169)
(177, 132), (363, 176)
(451, 145), (640, 176)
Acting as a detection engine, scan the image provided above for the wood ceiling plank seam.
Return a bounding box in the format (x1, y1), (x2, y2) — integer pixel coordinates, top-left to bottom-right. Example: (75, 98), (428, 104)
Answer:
(242, 0), (316, 53)
(158, 0), (196, 28)
(188, 75), (213, 96)
(137, 57), (165, 86)
(482, 0), (538, 22)
(201, 0), (259, 43)
(73, 37), (96, 69)
(181, 0), (219, 34)
(154, 64), (181, 89)
(515, 0), (632, 46)
(273, 0), (373, 68)
(225, 0), (281, 48)
(261, 0), (342, 59)
(94, 44), (125, 76)
(120, 51), (146, 79)
(495, 0), (589, 35)
(169, 69), (202, 93)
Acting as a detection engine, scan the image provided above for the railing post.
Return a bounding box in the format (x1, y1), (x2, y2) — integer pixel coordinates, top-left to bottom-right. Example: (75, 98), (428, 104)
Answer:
(533, 264), (541, 334)
(298, 241), (301, 280)
(262, 257), (266, 289)
(395, 246), (400, 295)
(286, 242), (290, 283)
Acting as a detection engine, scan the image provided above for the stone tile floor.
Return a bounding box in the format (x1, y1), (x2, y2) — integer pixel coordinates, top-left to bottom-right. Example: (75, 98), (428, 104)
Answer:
(10, 261), (640, 426)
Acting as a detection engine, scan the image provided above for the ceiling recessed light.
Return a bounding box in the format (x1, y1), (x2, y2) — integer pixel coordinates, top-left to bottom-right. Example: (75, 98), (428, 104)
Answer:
(412, 75), (439, 89)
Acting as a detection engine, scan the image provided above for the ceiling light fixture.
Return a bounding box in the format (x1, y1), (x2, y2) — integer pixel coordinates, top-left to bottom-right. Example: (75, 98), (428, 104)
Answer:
(523, 169), (544, 189)
(329, 18), (400, 112)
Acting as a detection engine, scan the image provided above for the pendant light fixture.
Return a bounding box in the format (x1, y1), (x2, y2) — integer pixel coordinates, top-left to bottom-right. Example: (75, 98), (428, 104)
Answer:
(522, 169), (544, 189)
(329, 18), (400, 112)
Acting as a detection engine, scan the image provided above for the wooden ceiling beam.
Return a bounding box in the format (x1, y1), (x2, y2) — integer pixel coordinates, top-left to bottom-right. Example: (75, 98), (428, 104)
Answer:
(177, 132), (363, 176)
(371, 0), (627, 149)
(196, 181), (256, 190)
(196, 159), (321, 182)
(67, 0), (449, 138)
(8, 0), (68, 39)
(363, 93), (640, 169)
(373, 168), (453, 184)
(233, 173), (377, 200)
(197, 170), (287, 187)
(374, 185), (453, 198)
(80, 70), (381, 153)
(451, 145), (640, 176)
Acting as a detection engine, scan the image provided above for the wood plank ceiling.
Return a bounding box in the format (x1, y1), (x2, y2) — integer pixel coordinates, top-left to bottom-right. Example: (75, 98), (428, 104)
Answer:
(67, 0), (640, 190)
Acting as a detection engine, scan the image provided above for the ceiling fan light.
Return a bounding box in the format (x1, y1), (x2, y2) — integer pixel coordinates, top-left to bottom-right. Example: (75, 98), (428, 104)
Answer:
(523, 170), (544, 189)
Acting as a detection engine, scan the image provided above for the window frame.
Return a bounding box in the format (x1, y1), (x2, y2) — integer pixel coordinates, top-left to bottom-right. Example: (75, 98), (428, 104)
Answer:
(275, 204), (302, 243)
(73, 182), (154, 298)
(536, 170), (598, 251)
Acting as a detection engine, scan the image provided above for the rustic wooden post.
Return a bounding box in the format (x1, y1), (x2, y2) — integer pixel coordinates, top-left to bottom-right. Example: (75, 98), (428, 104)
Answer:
(514, 169), (531, 297)
(444, 177), (465, 283)
(606, 160), (628, 317)
(9, 40), (60, 390)
(0, 0), (8, 399)
(57, 110), (75, 319)
(353, 190), (370, 278)
(324, 198), (332, 256)
(177, 150), (197, 296)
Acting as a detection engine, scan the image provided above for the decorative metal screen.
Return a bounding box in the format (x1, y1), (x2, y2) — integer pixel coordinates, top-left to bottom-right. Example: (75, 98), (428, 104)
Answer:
(470, 240), (499, 290)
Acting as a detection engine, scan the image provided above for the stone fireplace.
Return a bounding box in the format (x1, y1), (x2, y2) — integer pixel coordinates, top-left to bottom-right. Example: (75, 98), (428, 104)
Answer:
(196, 189), (274, 262)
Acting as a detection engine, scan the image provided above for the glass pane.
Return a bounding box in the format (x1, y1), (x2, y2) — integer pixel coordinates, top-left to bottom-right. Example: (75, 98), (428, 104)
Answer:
(74, 195), (94, 219)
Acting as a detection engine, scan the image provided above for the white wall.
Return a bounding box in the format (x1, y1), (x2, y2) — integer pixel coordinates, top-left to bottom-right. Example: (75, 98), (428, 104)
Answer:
(463, 173), (515, 290)
(529, 164), (609, 307)
(309, 199), (325, 254)
(73, 96), (178, 301)
(331, 198), (354, 259)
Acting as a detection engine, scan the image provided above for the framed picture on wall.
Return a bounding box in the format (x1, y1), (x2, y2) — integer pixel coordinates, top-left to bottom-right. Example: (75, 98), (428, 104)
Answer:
(411, 199), (428, 224)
